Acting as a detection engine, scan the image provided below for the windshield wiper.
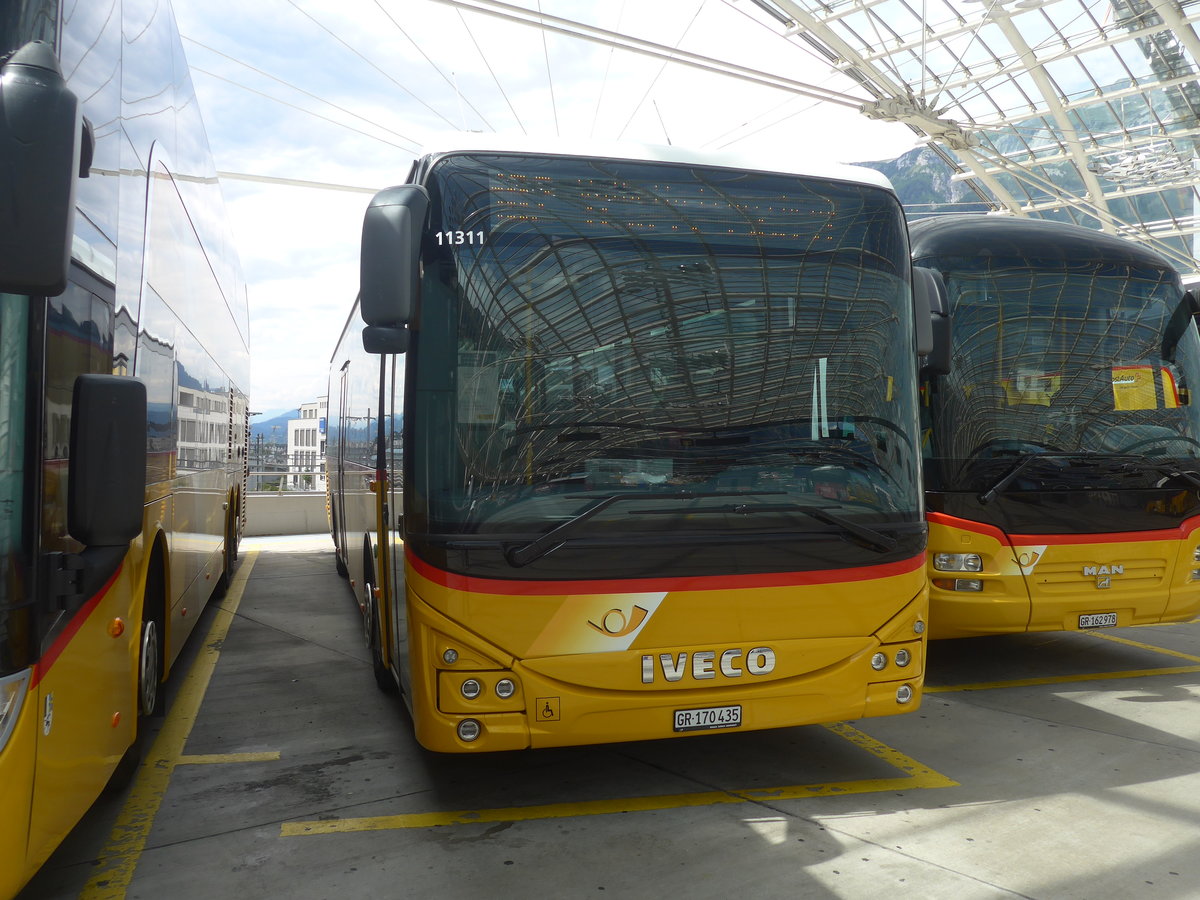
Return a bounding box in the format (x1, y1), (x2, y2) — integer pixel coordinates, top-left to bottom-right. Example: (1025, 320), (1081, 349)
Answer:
(1095, 456), (1200, 493)
(978, 451), (1200, 504)
(513, 421), (710, 436)
(505, 491), (784, 567)
(632, 501), (900, 553)
(977, 452), (1053, 505)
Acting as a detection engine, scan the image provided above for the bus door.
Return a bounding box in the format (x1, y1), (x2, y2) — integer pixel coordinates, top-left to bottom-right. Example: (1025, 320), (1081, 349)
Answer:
(385, 353), (409, 692)
(334, 361), (350, 554)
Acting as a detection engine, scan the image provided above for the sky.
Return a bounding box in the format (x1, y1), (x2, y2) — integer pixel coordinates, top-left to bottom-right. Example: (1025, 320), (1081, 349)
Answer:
(170, 0), (919, 415)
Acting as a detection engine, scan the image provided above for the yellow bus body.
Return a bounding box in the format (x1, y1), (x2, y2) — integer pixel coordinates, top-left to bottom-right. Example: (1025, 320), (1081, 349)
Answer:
(400, 551), (927, 752)
(1, 561), (138, 897)
(927, 511), (1200, 639)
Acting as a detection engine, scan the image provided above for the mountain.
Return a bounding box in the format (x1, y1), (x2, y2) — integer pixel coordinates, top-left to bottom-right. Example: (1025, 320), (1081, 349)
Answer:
(250, 409), (298, 443)
(856, 147), (989, 218)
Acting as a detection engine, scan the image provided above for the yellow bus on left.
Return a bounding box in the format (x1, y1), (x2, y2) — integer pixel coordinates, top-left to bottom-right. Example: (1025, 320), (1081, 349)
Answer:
(0, 2), (250, 895)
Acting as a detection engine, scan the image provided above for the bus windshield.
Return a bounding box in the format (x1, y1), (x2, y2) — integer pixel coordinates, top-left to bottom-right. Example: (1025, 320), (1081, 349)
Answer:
(924, 256), (1200, 491)
(409, 153), (922, 570)
(0, 296), (31, 675)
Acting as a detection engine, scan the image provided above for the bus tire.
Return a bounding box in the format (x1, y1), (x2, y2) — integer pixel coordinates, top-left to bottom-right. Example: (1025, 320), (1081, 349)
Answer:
(217, 495), (238, 596)
(367, 595), (398, 695)
(107, 548), (165, 791)
(333, 506), (348, 577)
(362, 539), (397, 695)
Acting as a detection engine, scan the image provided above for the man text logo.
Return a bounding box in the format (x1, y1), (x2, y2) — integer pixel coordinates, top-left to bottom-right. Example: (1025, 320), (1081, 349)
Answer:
(641, 647), (776, 683)
(1082, 565), (1123, 576)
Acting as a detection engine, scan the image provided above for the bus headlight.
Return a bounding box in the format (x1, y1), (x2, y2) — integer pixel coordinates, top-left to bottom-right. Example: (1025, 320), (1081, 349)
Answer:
(933, 578), (984, 592)
(495, 678), (516, 699)
(460, 679), (482, 700)
(895, 648), (912, 668)
(933, 552), (982, 572)
(457, 719), (482, 742)
(896, 684), (914, 704)
(0, 669), (31, 753)
(870, 652), (888, 671)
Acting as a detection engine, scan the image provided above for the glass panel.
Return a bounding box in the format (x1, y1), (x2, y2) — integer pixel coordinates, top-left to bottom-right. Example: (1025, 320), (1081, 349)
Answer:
(413, 153), (922, 545)
(924, 254), (1200, 492)
(0, 295), (32, 675)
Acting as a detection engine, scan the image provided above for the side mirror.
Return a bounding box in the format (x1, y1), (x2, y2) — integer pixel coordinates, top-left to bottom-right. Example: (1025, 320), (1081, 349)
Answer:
(362, 322), (410, 354)
(360, 184), (429, 333)
(913, 266), (952, 375)
(911, 267), (938, 357)
(69, 375), (146, 547)
(0, 41), (82, 296)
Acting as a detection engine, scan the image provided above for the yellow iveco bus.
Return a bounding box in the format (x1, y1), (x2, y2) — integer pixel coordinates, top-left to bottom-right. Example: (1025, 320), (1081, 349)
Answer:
(0, 2), (249, 893)
(329, 136), (937, 753)
(913, 214), (1200, 639)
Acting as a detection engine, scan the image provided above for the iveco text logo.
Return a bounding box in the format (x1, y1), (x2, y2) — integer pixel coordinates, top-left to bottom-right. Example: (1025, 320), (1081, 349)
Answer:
(1082, 565), (1124, 576)
(641, 647), (776, 683)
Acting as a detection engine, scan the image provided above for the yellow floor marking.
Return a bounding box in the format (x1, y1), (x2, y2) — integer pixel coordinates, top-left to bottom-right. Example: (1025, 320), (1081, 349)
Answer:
(81, 552), (258, 900)
(280, 723), (957, 837)
(177, 751), (281, 765)
(930, 628), (1200, 693)
(1089, 631), (1200, 664)
(927, 665), (1200, 694)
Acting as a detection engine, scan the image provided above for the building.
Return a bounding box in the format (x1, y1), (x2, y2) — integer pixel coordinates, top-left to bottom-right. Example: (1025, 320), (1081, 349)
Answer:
(287, 396), (327, 490)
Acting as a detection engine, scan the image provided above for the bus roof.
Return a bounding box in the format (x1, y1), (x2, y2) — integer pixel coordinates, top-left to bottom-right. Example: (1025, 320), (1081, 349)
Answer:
(909, 213), (1178, 272)
(414, 132), (896, 193)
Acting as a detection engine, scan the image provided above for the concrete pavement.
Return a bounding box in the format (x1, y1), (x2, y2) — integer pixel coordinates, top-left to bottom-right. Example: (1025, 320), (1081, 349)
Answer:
(18, 535), (1200, 899)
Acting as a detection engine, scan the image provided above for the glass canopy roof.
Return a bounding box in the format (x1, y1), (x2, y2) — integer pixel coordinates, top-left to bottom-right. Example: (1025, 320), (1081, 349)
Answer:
(744, 0), (1200, 277)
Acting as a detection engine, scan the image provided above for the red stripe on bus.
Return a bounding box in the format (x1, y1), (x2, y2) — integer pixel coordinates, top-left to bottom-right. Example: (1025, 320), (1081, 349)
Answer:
(928, 511), (1200, 546)
(927, 512), (1007, 542)
(30, 564), (124, 689)
(407, 548), (924, 596)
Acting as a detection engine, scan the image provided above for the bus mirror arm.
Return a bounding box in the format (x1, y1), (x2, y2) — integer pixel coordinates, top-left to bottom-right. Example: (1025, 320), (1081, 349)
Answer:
(360, 184), (430, 330)
(0, 41), (83, 296)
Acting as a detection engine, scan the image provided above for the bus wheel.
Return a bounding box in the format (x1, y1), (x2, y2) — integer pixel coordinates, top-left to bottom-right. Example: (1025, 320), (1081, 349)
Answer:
(217, 502), (237, 595)
(364, 590), (398, 695)
(108, 576), (163, 791)
(332, 500), (348, 577)
(138, 618), (161, 717)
